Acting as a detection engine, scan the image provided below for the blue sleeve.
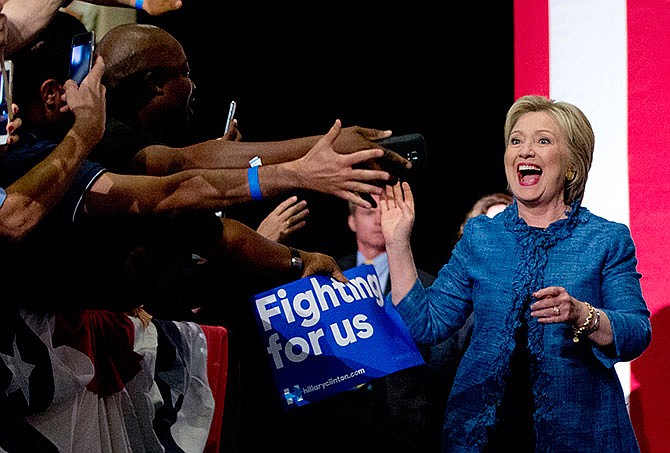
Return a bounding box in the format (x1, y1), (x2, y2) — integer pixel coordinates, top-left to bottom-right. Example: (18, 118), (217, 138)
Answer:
(396, 227), (475, 344)
(593, 222), (651, 365)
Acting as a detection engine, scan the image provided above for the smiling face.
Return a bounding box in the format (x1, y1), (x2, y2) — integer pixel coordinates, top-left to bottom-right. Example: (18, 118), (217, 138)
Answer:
(504, 111), (571, 210)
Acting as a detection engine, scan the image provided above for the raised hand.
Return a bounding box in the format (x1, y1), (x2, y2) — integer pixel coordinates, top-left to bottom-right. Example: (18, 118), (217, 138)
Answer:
(140, 0), (183, 16)
(256, 196), (309, 243)
(335, 125), (412, 185)
(379, 181), (415, 248)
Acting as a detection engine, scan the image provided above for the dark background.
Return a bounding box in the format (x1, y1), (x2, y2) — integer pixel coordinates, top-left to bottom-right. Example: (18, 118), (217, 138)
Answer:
(143, 1), (513, 276)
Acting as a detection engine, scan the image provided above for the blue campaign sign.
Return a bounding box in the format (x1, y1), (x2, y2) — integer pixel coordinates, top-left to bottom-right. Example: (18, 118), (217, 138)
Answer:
(252, 264), (424, 410)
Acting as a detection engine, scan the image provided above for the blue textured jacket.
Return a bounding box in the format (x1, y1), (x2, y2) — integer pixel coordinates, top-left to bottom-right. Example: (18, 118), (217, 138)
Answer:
(395, 202), (651, 452)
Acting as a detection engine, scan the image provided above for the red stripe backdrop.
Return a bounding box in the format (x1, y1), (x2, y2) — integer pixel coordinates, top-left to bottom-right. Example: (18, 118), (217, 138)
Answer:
(627, 2), (670, 451)
(513, 0), (549, 98)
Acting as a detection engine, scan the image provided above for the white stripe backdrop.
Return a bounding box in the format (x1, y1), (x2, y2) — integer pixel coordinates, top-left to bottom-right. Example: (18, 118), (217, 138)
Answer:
(548, 0), (631, 398)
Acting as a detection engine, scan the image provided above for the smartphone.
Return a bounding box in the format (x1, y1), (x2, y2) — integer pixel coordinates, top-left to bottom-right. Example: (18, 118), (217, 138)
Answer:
(69, 30), (95, 85)
(224, 100), (236, 134)
(0, 60), (13, 146)
(377, 133), (428, 171)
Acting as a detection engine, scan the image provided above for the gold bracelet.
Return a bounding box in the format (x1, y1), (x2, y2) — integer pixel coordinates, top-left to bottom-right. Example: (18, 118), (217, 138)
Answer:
(582, 308), (601, 336)
(572, 302), (595, 343)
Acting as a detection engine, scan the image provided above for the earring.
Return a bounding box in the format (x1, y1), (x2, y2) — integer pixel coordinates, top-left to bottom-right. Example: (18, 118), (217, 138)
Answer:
(566, 168), (575, 181)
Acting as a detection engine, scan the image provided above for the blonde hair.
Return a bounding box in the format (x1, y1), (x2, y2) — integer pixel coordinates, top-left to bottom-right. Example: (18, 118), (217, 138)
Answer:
(503, 95), (594, 205)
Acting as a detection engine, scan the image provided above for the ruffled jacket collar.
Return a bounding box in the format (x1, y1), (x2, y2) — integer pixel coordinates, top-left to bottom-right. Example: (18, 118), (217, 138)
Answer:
(470, 199), (590, 450)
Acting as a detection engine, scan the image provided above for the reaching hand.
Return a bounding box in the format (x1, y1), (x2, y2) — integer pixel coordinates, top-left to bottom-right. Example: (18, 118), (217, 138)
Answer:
(140, 0), (183, 16)
(336, 126), (412, 186)
(292, 119), (394, 208)
(256, 196), (309, 243)
(300, 250), (347, 283)
(379, 181), (415, 248)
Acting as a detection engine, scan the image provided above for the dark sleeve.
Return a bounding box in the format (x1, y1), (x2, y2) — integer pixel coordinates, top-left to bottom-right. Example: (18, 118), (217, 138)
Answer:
(88, 117), (155, 174)
(0, 135), (106, 224)
(67, 161), (106, 223)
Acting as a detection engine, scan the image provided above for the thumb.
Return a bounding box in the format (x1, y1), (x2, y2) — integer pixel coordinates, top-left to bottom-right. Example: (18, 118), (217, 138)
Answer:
(331, 268), (348, 284)
(323, 118), (342, 143)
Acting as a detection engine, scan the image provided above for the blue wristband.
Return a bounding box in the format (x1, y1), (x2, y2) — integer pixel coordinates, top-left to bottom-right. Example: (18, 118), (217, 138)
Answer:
(135, 0), (144, 10)
(248, 166), (263, 200)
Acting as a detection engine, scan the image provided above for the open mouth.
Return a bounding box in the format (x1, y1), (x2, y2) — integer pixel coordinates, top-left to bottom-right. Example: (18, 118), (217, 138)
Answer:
(517, 163), (542, 186)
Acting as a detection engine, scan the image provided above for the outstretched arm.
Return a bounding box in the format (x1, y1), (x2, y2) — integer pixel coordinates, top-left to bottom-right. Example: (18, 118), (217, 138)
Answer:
(135, 122), (410, 181)
(101, 120), (390, 212)
(2, 0), (62, 57)
(74, 0), (183, 16)
(218, 217), (346, 283)
(2, 0), (182, 57)
(84, 129), (386, 216)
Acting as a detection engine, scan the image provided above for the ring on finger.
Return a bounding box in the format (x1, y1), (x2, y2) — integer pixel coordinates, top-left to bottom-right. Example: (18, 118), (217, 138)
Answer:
(552, 306), (560, 316)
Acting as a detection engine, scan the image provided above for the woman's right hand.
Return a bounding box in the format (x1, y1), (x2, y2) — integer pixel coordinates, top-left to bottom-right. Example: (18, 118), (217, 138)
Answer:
(380, 181), (415, 249)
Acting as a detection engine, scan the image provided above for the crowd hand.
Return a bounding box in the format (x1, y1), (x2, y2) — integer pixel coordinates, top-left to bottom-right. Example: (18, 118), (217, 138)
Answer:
(379, 181), (415, 248)
(218, 119), (242, 141)
(140, 0), (183, 16)
(2, 104), (21, 147)
(335, 125), (412, 185)
(61, 56), (107, 148)
(293, 119), (393, 208)
(256, 196), (309, 243)
(1, 12), (16, 147)
(530, 286), (583, 324)
(300, 250), (347, 284)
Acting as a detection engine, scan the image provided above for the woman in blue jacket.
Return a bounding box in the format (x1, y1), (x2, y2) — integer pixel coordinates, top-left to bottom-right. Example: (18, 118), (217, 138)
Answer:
(380, 95), (651, 452)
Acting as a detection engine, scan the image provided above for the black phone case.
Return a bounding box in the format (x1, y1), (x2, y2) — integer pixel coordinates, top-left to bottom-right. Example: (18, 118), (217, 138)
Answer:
(377, 133), (428, 171)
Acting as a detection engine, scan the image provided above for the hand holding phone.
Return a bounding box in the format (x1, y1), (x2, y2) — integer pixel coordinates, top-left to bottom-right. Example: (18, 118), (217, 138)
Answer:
(224, 100), (236, 134)
(0, 59), (13, 145)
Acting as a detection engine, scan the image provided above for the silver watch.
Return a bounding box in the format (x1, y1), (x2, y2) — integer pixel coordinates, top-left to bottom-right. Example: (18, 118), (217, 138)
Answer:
(289, 247), (303, 276)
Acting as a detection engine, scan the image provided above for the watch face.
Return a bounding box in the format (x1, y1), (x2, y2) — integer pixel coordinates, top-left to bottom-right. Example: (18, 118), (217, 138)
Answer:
(291, 256), (303, 269)
(289, 248), (303, 275)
